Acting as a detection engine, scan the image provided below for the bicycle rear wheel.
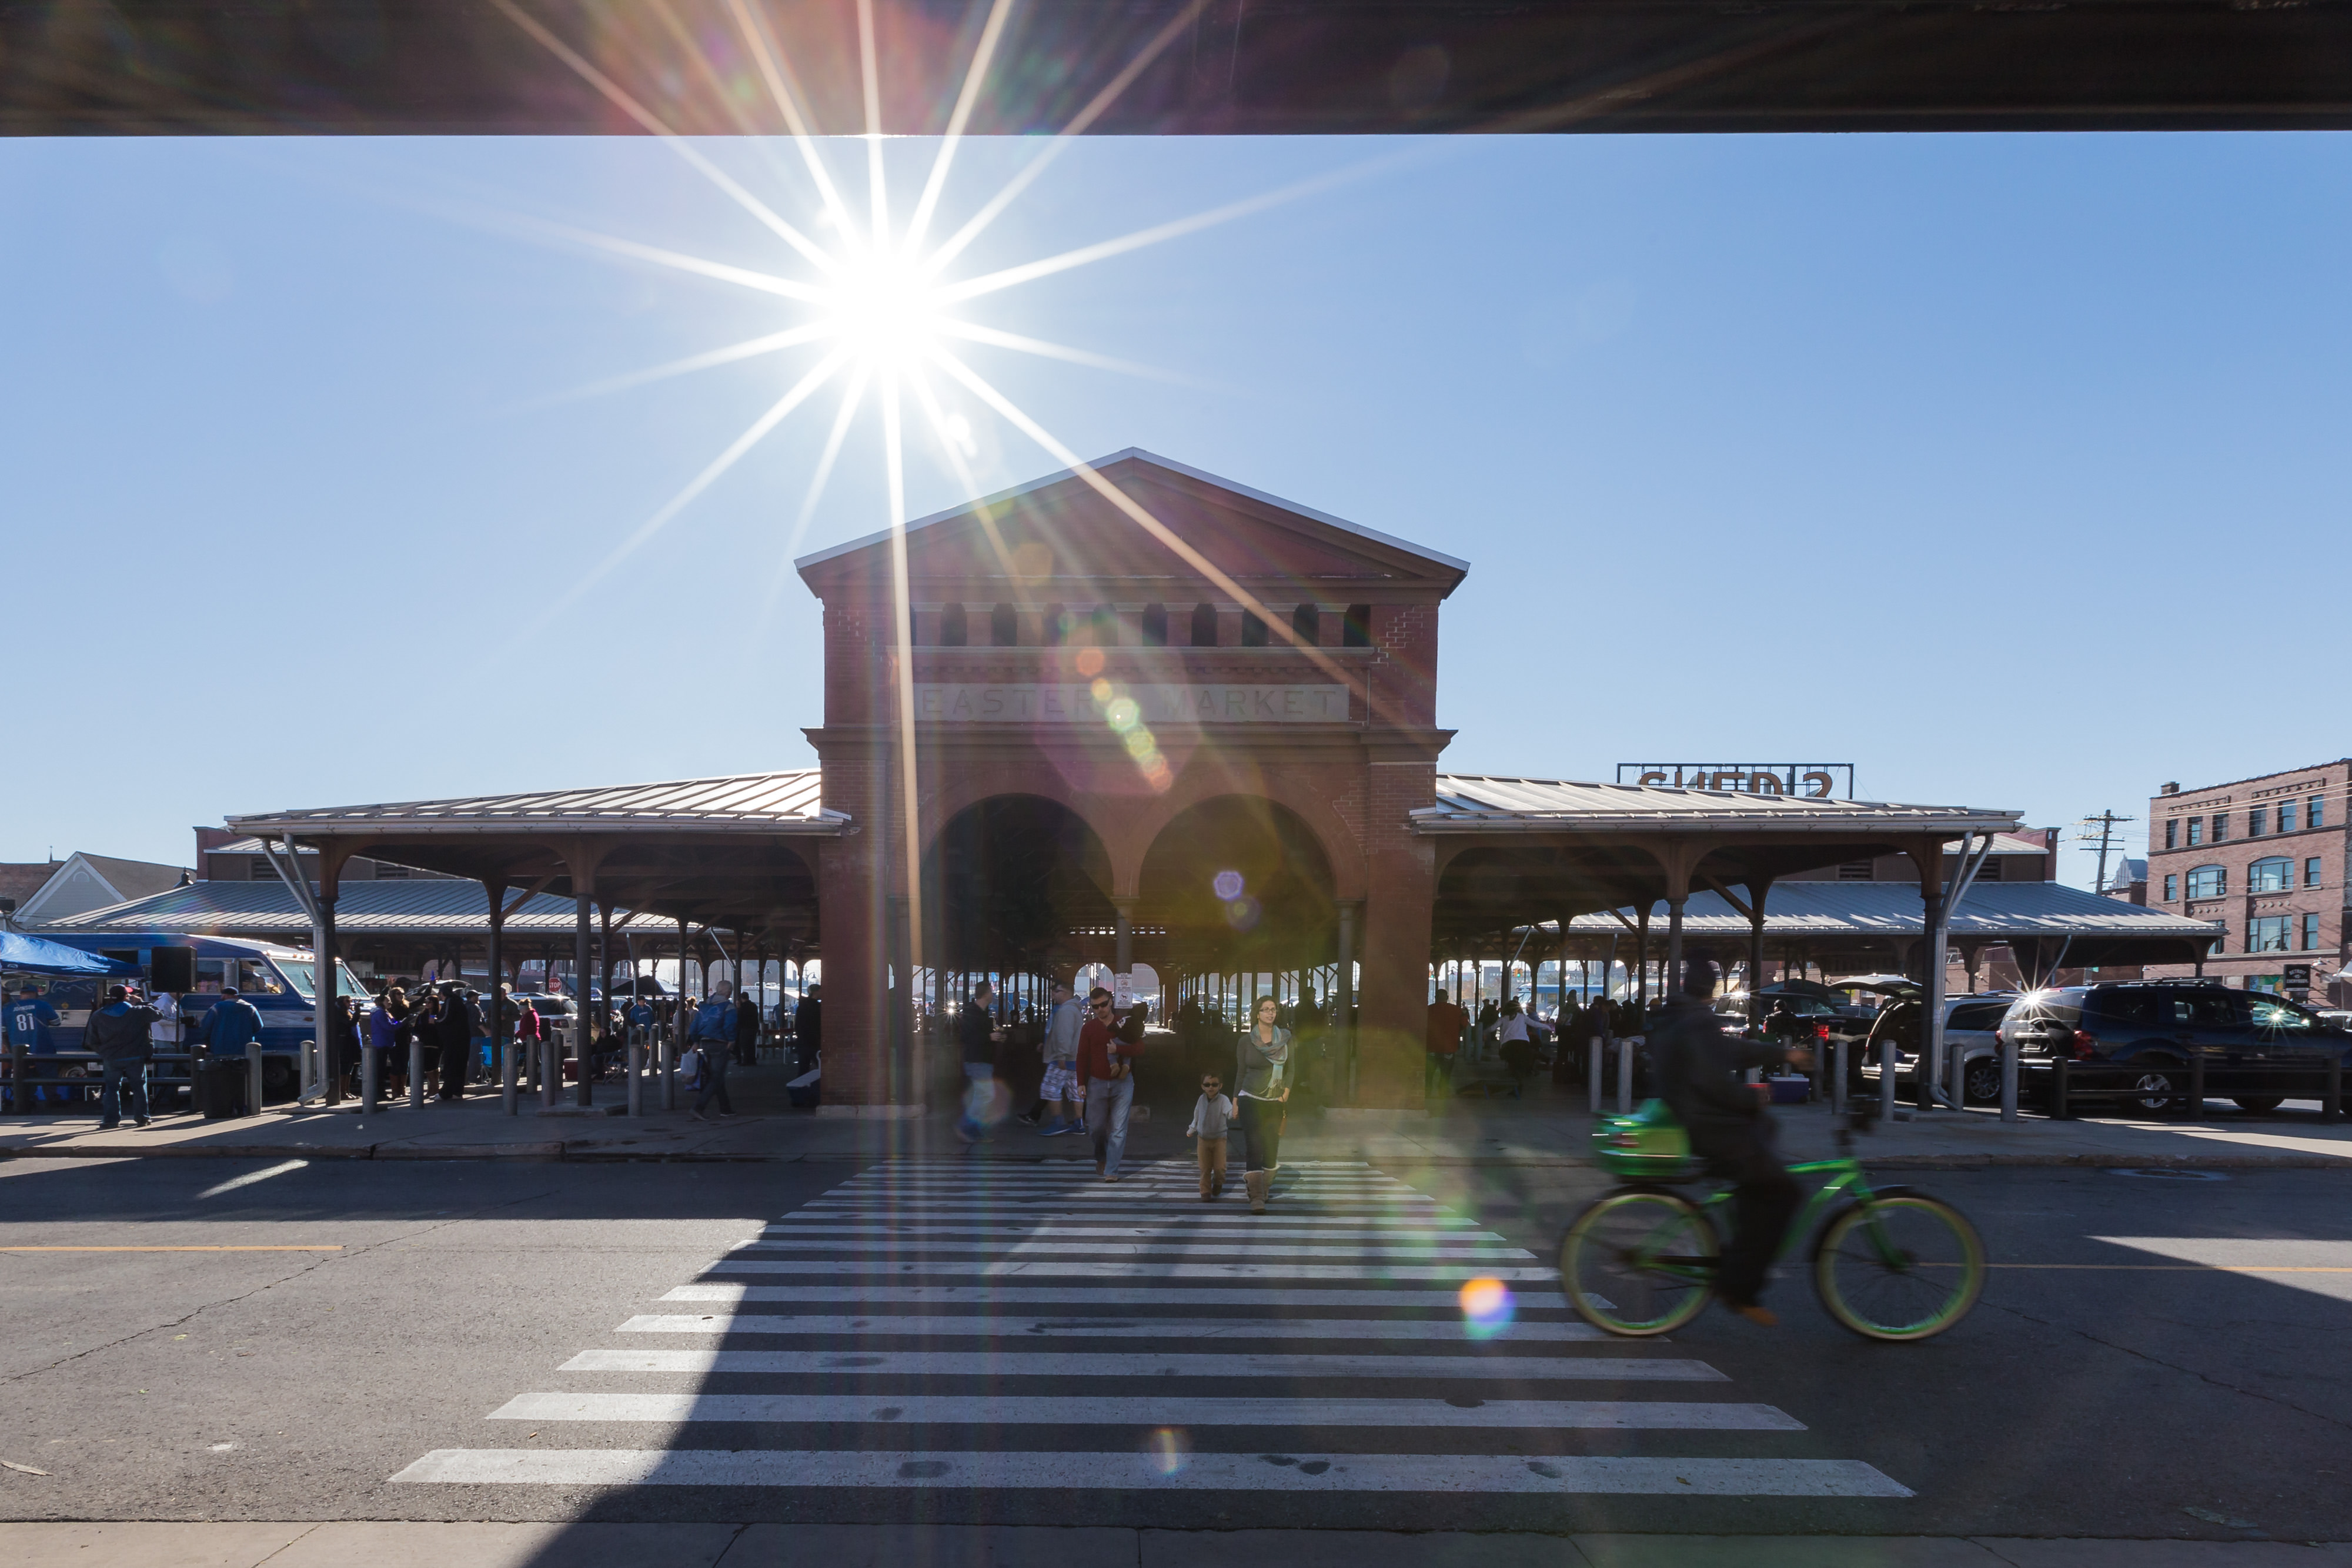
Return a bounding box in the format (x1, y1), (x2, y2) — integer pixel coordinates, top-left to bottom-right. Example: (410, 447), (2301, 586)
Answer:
(1813, 1193), (1984, 1341)
(1559, 1189), (1717, 1336)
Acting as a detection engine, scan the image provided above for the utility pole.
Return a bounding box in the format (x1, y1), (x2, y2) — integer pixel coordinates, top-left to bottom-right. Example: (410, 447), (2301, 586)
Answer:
(2074, 810), (2137, 896)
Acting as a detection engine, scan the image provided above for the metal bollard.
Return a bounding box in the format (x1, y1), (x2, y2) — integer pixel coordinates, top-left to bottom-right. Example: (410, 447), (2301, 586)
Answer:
(2325, 1058), (2342, 1125)
(1587, 1037), (1603, 1116)
(361, 1041), (378, 1116)
(660, 1027), (677, 1112)
(1915, 1038), (1935, 1114)
(1615, 1038), (1633, 1115)
(502, 1038), (518, 1116)
(248, 1040), (266, 1119)
(1999, 1034), (2019, 1124)
(2051, 1054), (2072, 1121)
(1832, 1038), (1849, 1115)
(409, 1037), (424, 1111)
(1880, 1040), (1899, 1124)
(627, 1029), (644, 1117)
(540, 1033), (559, 1109)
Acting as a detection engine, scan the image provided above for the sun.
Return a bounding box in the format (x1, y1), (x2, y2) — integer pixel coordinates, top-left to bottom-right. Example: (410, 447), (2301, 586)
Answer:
(823, 250), (944, 369)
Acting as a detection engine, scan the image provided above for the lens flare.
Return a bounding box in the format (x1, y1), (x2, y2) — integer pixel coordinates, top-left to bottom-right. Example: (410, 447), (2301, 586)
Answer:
(1459, 1276), (1516, 1338)
(1212, 870), (1245, 901)
(1145, 1426), (1190, 1476)
(1074, 647), (1105, 678)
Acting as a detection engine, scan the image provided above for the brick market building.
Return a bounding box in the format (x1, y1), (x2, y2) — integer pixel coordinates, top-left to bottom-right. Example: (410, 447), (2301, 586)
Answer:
(2145, 761), (2351, 1002)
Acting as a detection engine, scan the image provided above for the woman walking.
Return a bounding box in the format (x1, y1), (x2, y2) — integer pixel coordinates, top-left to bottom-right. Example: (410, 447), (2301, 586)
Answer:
(1234, 994), (1294, 1213)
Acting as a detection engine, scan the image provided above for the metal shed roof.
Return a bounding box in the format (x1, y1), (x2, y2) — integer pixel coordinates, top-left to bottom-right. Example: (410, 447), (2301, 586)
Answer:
(1556, 881), (2220, 946)
(227, 770), (840, 837)
(1420, 775), (2018, 837)
(36, 880), (612, 940)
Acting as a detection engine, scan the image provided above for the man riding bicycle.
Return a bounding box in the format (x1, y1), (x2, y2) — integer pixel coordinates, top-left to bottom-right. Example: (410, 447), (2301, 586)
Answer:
(1648, 957), (1815, 1326)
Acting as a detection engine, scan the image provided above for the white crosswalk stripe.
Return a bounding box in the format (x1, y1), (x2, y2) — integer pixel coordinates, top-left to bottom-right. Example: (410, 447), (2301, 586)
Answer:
(394, 1157), (1914, 1506)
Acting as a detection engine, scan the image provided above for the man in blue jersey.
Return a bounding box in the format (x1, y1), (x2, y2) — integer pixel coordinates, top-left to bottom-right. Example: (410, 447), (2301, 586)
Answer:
(6, 983), (62, 1111)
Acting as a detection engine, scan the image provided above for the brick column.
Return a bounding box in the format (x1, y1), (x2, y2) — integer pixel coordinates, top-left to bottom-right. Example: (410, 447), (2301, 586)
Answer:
(1354, 758), (1438, 1108)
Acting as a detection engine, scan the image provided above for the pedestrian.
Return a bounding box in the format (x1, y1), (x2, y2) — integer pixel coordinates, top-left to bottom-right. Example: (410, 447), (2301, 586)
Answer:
(1188, 1071), (1234, 1201)
(437, 985), (473, 1099)
(688, 984), (736, 1120)
(1498, 998), (1535, 1091)
(328, 995), (362, 1094)
(734, 986), (761, 1068)
(1235, 994), (1294, 1213)
(84, 984), (162, 1128)
(363, 988), (403, 1098)
(198, 986), (267, 1106)
(955, 980), (1005, 1144)
(1075, 988), (1137, 1180)
(1425, 987), (1465, 1098)
(6, 982), (62, 1112)
(1028, 979), (1084, 1136)
(1552, 994), (1585, 1086)
(515, 995), (543, 1086)
(793, 983), (823, 1074)
(1649, 957), (1815, 1326)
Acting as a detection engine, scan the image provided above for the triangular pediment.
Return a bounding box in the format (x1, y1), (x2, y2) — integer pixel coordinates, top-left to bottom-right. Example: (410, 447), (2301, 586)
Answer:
(797, 450), (1468, 600)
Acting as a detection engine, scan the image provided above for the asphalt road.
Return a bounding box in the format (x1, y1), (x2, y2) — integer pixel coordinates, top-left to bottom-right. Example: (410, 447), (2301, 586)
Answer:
(0, 1152), (2346, 1542)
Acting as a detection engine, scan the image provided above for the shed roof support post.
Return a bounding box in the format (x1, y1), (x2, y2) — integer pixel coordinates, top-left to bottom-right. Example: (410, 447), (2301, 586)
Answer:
(1745, 878), (1772, 1027)
(1905, 835), (1949, 1111)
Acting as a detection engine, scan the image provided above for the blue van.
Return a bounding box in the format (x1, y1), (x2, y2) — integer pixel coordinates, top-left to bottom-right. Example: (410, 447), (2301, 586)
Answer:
(25, 932), (370, 1101)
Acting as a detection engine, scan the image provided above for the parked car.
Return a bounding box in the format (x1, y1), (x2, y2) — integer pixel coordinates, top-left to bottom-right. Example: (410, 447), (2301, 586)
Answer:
(1859, 994), (2019, 1105)
(1999, 982), (2352, 1114)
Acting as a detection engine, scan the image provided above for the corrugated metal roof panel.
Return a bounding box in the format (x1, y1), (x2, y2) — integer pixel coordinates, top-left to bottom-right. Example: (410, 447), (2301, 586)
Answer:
(1553, 880), (2220, 940)
(1421, 775), (2017, 834)
(227, 770), (838, 835)
(36, 880), (622, 937)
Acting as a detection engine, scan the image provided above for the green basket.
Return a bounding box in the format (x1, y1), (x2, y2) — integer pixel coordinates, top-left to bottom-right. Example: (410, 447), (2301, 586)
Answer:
(1591, 1099), (1700, 1180)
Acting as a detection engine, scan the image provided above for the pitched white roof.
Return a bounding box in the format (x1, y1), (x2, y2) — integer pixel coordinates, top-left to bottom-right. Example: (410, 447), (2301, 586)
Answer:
(228, 771), (841, 837)
(1419, 775), (2018, 837)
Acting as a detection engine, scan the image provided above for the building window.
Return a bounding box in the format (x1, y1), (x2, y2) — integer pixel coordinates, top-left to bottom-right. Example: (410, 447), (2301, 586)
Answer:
(1240, 610), (1268, 647)
(990, 603), (1018, 646)
(2248, 916), (2293, 953)
(2186, 818), (2203, 847)
(1088, 606), (1118, 646)
(2185, 864), (2225, 899)
(2249, 805), (2268, 836)
(1836, 861), (1875, 880)
(1980, 858), (2003, 883)
(1043, 604), (1067, 646)
(2307, 857), (2323, 888)
(2249, 857), (2291, 893)
(2163, 873), (2178, 902)
(1290, 603), (1319, 646)
(1343, 604), (1372, 647)
(2210, 922), (2227, 957)
(1140, 603), (1167, 647)
(2164, 818), (2178, 849)
(2312, 794), (2327, 828)
(1191, 603), (1218, 647)
(2278, 800), (2299, 833)
(939, 603), (967, 646)
(2303, 913), (2323, 951)
(2210, 812), (2227, 842)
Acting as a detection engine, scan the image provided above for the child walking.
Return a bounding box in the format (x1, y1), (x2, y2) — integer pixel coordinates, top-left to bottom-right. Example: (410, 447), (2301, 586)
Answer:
(1188, 1072), (1235, 1201)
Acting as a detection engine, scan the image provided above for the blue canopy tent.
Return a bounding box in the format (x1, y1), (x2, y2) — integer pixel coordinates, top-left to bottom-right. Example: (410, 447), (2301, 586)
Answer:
(0, 931), (141, 978)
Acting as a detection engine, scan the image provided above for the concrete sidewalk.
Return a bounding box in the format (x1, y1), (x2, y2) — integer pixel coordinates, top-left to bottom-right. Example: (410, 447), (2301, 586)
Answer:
(6, 1523), (2346, 1568)
(2, 1075), (2347, 1168)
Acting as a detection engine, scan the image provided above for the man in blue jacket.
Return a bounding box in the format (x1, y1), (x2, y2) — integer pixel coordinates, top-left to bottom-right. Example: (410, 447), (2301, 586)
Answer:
(687, 984), (737, 1120)
(199, 987), (268, 1108)
(85, 985), (163, 1128)
(6, 982), (63, 1111)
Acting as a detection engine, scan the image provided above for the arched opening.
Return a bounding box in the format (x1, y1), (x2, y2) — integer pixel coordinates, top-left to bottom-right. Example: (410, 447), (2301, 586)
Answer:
(990, 603), (1018, 646)
(923, 794), (1117, 978)
(1342, 604), (1372, 647)
(1140, 794), (1337, 986)
(1290, 602), (1319, 645)
(1190, 602), (1218, 647)
(939, 603), (967, 646)
(1088, 605), (1118, 646)
(1240, 609), (1268, 647)
(1140, 603), (1167, 646)
(1043, 603), (1067, 646)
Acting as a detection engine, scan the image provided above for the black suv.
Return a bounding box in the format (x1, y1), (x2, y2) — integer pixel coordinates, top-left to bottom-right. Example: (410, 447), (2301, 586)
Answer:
(1999, 982), (2352, 1114)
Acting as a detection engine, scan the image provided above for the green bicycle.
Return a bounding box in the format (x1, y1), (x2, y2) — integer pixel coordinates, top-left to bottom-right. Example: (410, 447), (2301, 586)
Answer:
(1559, 1100), (1985, 1341)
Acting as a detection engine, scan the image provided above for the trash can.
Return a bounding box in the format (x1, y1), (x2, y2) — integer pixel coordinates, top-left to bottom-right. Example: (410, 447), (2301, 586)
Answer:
(195, 1058), (246, 1120)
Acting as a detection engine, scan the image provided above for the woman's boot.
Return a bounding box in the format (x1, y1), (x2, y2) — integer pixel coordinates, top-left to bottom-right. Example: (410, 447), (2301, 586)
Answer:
(1246, 1169), (1269, 1213)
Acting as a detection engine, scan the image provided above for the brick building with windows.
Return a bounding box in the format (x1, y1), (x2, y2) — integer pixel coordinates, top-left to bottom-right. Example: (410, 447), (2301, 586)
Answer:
(2146, 761), (2350, 1002)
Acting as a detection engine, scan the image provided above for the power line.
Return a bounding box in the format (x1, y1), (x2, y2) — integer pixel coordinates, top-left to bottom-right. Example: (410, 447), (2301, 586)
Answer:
(2074, 810), (2137, 895)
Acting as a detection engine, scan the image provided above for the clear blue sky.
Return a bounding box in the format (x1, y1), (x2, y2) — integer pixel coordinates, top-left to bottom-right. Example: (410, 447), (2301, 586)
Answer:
(5, 131), (2346, 888)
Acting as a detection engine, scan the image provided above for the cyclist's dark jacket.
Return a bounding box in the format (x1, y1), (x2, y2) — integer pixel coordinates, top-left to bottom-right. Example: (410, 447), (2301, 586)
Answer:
(1649, 997), (1796, 1135)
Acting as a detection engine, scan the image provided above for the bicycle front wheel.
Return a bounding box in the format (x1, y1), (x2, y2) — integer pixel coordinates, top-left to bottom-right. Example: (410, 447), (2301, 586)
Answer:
(1559, 1189), (1717, 1337)
(1813, 1193), (1984, 1341)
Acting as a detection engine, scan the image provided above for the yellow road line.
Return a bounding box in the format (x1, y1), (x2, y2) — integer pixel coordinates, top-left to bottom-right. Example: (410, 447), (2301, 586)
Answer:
(0, 1245), (343, 1252)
